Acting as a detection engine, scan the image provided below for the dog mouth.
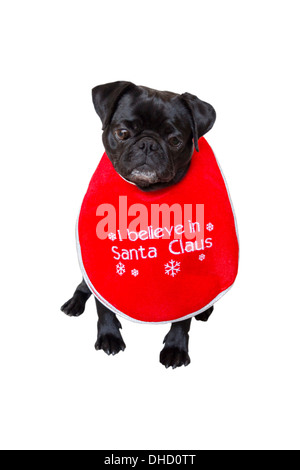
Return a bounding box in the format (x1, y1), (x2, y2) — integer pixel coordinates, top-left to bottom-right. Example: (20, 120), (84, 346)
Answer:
(126, 164), (160, 187)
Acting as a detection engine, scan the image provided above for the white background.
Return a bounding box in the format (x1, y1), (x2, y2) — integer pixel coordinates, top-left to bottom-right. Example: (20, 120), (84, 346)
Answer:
(0, 0), (299, 451)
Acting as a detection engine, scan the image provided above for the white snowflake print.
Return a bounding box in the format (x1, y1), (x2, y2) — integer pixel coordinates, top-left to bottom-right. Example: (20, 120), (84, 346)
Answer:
(108, 232), (117, 241)
(199, 254), (206, 261)
(165, 260), (181, 277)
(206, 222), (214, 232)
(131, 269), (139, 277)
(116, 262), (126, 276)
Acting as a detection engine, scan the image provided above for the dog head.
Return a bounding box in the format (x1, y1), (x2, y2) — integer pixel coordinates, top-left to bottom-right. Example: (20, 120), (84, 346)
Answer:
(92, 81), (216, 191)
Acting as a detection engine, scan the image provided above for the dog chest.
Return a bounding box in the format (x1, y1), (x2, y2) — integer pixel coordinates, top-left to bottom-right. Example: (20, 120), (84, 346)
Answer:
(77, 137), (239, 323)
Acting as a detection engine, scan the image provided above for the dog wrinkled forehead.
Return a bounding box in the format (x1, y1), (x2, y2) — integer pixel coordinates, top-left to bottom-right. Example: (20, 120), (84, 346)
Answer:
(111, 87), (191, 134)
(92, 81), (216, 151)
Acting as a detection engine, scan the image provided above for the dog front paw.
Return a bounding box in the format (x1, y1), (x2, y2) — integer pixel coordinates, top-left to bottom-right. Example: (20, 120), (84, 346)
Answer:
(61, 294), (86, 317)
(160, 346), (191, 369)
(95, 333), (126, 356)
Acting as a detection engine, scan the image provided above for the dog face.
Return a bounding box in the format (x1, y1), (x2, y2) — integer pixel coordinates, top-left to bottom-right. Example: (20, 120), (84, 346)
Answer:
(92, 81), (216, 190)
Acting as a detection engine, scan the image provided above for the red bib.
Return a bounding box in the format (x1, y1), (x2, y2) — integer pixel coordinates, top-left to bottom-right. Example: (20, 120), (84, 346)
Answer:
(76, 137), (239, 323)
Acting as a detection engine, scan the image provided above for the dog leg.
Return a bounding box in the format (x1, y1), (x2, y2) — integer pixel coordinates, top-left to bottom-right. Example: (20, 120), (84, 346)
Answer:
(160, 318), (192, 369)
(61, 279), (92, 317)
(95, 298), (126, 356)
(195, 305), (214, 322)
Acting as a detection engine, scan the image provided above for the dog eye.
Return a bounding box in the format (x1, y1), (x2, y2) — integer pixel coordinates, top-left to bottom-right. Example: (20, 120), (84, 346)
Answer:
(169, 136), (181, 147)
(115, 129), (131, 141)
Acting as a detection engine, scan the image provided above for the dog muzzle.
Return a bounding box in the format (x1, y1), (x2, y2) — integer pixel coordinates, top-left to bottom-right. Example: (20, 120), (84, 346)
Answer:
(76, 137), (239, 323)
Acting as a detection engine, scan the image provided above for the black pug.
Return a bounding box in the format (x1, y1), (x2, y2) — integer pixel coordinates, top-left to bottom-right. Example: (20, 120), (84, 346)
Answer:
(61, 81), (216, 369)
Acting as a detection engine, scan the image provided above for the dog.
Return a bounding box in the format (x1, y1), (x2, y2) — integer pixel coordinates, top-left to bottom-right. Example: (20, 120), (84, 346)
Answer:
(61, 81), (216, 368)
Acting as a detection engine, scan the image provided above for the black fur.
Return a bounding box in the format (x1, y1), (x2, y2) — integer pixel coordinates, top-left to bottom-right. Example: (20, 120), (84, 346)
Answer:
(61, 278), (213, 368)
(62, 82), (216, 368)
(92, 81), (216, 191)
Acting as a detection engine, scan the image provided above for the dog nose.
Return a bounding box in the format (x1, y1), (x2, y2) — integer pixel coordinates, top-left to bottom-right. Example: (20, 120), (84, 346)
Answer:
(138, 138), (158, 153)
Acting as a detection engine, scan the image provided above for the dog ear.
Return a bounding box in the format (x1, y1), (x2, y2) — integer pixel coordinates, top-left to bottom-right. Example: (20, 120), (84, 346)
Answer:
(92, 81), (136, 130)
(180, 93), (216, 152)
